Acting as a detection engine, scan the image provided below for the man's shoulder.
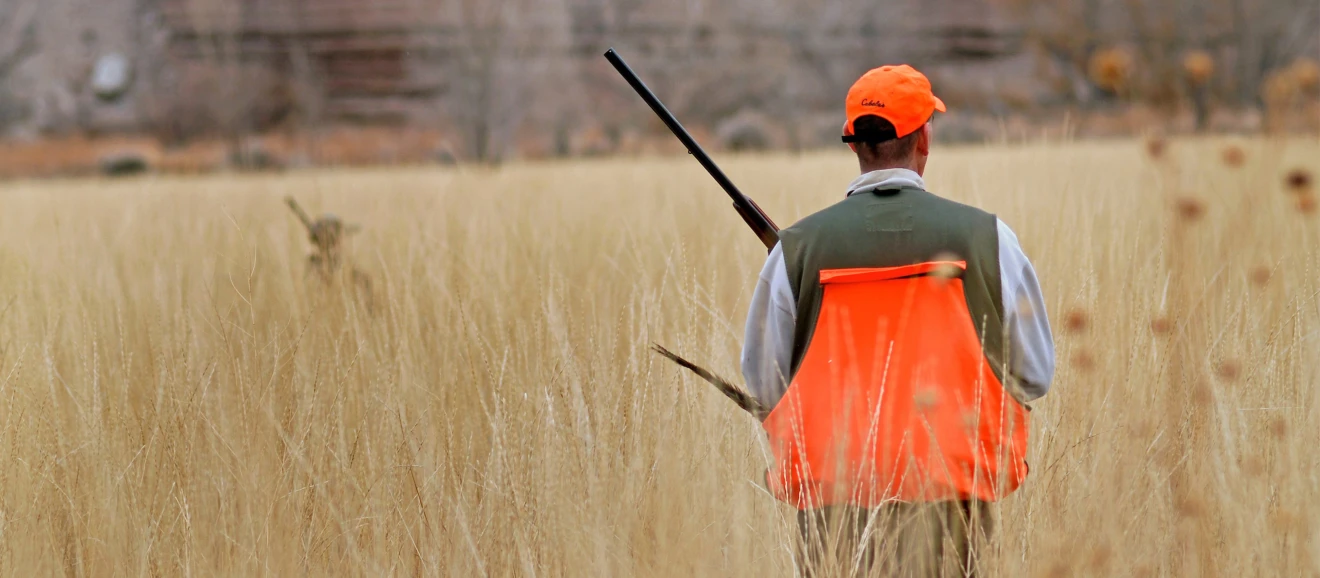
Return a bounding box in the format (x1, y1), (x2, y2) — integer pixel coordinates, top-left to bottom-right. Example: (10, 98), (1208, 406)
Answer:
(784, 188), (995, 236)
(782, 195), (867, 236)
(921, 190), (997, 220)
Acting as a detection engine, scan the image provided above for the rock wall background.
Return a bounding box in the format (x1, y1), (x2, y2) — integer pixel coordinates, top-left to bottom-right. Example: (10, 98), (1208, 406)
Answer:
(0, 0), (1317, 163)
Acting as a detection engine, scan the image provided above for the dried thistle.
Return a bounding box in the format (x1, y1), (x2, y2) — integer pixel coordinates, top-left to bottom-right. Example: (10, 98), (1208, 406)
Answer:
(930, 251), (962, 265)
(1214, 359), (1242, 381)
(1289, 57), (1320, 92)
(1087, 545), (1113, 571)
(1130, 418), (1155, 440)
(1270, 511), (1303, 533)
(929, 251), (963, 283)
(1071, 349), (1096, 372)
(1152, 441), (1178, 469)
(1242, 456), (1266, 478)
(1045, 562), (1070, 578)
(1174, 196), (1205, 221)
(1297, 192), (1317, 215)
(1220, 145), (1245, 168)
(1146, 136), (1167, 160)
(1191, 380), (1213, 406)
(1269, 416), (1288, 440)
(1285, 169), (1312, 193)
(914, 388), (941, 410)
(1063, 307), (1089, 333)
(287, 196), (359, 262)
(1250, 265), (1272, 287)
(1182, 50), (1215, 86)
(1262, 68), (1300, 107)
(286, 196), (372, 309)
(1015, 294), (1037, 319)
(960, 411), (979, 431)
(931, 263), (962, 280)
(1089, 47), (1132, 94)
(1175, 496), (1205, 519)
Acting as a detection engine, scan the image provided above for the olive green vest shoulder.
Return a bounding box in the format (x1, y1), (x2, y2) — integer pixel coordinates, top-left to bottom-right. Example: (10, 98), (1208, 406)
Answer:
(779, 186), (1006, 381)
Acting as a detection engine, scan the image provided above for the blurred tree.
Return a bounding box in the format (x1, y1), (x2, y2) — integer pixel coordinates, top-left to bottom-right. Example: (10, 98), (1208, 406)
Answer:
(1014, 0), (1320, 116)
(0, 1), (38, 133)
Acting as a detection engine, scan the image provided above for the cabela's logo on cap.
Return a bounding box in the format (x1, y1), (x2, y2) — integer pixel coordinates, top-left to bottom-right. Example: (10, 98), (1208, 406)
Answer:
(860, 99), (886, 108)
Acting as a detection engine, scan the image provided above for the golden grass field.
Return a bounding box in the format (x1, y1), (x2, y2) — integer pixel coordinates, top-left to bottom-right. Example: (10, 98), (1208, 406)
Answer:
(0, 138), (1317, 576)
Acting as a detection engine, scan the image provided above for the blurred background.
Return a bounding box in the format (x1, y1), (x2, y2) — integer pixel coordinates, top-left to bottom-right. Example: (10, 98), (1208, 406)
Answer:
(0, 0), (1317, 177)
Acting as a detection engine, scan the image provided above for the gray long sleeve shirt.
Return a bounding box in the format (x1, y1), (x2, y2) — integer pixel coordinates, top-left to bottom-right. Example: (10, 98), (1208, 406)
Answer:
(740, 169), (1056, 409)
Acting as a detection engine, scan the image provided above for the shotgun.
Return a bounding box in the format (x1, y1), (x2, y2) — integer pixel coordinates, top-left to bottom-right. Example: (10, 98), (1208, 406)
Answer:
(605, 49), (775, 419)
(651, 345), (769, 421)
(604, 48), (780, 251)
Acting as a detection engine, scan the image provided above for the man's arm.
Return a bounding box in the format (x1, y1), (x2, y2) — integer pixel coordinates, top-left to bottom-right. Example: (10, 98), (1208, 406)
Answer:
(997, 220), (1056, 400)
(741, 243), (797, 409)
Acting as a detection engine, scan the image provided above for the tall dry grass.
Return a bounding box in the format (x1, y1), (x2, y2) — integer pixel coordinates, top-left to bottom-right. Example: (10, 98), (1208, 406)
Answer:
(0, 138), (1317, 576)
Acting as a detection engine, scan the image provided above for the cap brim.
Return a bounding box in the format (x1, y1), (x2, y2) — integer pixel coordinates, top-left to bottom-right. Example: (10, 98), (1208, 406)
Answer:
(933, 95), (947, 113)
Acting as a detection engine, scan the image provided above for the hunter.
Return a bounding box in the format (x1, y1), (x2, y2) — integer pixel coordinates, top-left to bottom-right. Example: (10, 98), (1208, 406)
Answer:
(741, 65), (1055, 576)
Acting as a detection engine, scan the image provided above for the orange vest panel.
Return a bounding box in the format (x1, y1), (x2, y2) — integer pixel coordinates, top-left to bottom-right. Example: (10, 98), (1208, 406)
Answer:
(762, 262), (1029, 509)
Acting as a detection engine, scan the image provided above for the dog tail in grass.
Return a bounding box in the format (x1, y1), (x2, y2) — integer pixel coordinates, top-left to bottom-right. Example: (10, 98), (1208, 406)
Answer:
(650, 344), (769, 421)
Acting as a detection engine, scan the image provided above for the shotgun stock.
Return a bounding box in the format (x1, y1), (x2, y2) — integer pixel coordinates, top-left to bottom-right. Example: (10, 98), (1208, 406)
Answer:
(651, 344), (769, 421)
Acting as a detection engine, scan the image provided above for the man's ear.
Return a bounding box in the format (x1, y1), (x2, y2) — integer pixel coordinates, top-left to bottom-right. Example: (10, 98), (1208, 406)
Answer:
(916, 123), (932, 157)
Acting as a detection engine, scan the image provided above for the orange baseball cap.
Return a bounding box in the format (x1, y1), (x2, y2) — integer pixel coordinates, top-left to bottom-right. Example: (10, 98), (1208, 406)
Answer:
(842, 65), (945, 143)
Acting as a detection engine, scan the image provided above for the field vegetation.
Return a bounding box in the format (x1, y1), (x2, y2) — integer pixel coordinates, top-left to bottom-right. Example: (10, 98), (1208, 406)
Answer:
(0, 138), (1317, 575)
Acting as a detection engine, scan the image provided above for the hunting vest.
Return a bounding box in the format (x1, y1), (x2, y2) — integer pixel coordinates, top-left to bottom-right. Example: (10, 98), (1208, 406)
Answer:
(762, 185), (1030, 508)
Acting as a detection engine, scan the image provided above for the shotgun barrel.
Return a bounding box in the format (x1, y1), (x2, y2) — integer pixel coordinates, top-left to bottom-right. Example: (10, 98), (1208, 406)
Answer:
(604, 48), (780, 251)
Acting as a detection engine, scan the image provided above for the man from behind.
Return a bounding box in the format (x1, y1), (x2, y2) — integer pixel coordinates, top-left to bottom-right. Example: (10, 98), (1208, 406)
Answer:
(741, 65), (1055, 576)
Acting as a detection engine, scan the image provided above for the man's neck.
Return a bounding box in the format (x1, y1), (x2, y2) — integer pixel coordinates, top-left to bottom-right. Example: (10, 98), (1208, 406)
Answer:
(846, 168), (926, 197)
(859, 161), (920, 175)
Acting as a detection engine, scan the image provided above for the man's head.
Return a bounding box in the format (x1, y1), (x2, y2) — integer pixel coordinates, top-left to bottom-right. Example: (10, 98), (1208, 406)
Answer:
(841, 65), (944, 175)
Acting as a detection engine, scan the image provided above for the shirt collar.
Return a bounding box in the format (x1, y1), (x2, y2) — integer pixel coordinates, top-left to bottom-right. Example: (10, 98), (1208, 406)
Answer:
(845, 168), (925, 197)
